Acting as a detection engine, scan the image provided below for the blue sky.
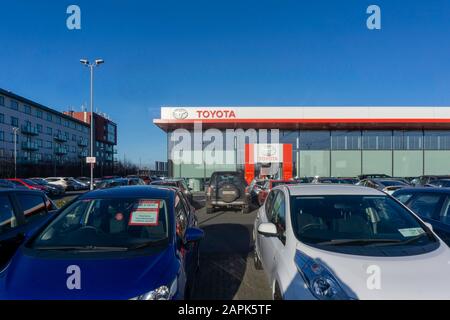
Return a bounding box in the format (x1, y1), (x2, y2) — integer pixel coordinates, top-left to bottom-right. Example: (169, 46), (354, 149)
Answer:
(1, 0), (450, 166)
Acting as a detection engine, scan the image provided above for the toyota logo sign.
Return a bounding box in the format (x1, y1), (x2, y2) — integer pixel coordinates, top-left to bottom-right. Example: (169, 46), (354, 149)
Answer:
(173, 108), (189, 120)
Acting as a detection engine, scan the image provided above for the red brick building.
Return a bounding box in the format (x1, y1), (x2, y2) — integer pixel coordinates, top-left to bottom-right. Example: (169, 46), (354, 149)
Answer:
(64, 111), (117, 174)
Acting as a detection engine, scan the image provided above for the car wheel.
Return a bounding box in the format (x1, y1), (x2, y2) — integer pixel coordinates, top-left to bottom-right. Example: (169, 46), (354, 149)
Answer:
(273, 282), (283, 300)
(253, 247), (262, 270)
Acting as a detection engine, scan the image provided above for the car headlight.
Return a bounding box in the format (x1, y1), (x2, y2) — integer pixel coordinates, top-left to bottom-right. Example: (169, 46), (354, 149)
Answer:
(133, 278), (177, 300)
(295, 251), (350, 300)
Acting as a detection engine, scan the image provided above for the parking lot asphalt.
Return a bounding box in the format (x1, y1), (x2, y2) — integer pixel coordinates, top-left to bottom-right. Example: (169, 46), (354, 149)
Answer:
(192, 206), (272, 300)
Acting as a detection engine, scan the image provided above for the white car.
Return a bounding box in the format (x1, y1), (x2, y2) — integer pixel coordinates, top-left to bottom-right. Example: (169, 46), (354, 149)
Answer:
(45, 177), (75, 191)
(253, 184), (450, 300)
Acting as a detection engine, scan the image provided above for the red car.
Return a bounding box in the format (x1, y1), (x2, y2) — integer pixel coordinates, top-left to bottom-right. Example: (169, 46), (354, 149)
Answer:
(7, 178), (47, 192)
(257, 179), (298, 206)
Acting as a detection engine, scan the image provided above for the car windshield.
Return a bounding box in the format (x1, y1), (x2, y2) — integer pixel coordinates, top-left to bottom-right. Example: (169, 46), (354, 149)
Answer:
(290, 195), (436, 248)
(32, 198), (169, 249)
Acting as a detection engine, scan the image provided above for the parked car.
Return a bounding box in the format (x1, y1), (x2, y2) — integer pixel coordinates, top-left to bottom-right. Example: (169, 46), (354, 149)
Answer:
(427, 179), (450, 188)
(254, 184), (450, 299)
(393, 188), (450, 245)
(358, 174), (391, 180)
(76, 177), (91, 187)
(0, 186), (204, 299)
(96, 178), (145, 189)
(45, 177), (76, 191)
(0, 189), (57, 269)
(206, 171), (250, 214)
(29, 178), (65, 196)
(411, 175), (450, 187)
(96, 178), (129, 189)
(357, 178), (409, 195)
(294, 177), (313, 183)
(257, 180), (298, 206)
(69, 178), (89, 190)
(0, 179), (17, 189)
(248, 178), (267, 205)
(7, 179), (51, 195)
(150, 179), (193, 204)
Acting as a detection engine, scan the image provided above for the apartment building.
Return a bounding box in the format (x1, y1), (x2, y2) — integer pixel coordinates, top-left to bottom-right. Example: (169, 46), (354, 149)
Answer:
(0, 89), (90, 170)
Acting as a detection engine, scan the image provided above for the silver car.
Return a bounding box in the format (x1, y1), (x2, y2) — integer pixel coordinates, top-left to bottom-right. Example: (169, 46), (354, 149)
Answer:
(254, 184), (450, 299)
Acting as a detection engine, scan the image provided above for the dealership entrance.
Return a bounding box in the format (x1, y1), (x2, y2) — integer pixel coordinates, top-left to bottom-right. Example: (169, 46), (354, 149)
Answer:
(244, 143), (292, 183)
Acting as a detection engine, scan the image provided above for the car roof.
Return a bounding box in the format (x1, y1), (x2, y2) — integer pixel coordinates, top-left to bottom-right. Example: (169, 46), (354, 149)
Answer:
(78, 185), (175, 199)
(0, 188), (45, 195)
(284, 184), (384, 196)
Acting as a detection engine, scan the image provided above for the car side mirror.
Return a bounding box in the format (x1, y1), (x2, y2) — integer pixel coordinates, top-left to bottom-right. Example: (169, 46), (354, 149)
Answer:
(185, 227), (204, 243)
(257, 222), (278, 237)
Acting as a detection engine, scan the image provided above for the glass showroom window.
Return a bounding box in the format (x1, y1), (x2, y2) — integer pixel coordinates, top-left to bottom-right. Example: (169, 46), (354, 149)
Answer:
(362, 131), (392, 150)
(280, 131), (298, 148)
(331, 131), (361, 150)
(393, 131), (423, 150)
(299, 131), (330, 150)
(424, 131), (450, 150)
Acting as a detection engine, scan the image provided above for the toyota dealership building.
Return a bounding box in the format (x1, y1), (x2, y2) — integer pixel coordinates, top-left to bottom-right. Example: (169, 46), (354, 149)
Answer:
(154, 106), (450, 188)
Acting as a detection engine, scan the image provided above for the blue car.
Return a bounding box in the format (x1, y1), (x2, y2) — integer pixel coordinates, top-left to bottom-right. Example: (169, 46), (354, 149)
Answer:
(0, 186), (204, 299)
(0, 189), (57, 270)
(392, 188), (450, 245)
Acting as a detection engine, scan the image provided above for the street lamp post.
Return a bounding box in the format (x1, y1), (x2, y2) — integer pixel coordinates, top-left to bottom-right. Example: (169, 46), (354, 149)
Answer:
(12, 127), (19, 178)
(80, 58), (104, 190)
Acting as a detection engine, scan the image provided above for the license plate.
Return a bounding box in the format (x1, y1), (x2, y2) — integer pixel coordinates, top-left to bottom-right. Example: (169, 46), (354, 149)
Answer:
(222, 191), (236, 195)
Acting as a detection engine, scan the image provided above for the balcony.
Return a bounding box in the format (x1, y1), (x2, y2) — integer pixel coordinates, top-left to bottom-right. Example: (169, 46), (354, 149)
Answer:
(78, 151), (88, 158)
(78, 139), (88, 147)
(21, 125), (39, 136)
(21, 141), (39, 151)
(20, 157), (39, 164)
(54, 147), (68, 155)
(54, 133), (68, 142)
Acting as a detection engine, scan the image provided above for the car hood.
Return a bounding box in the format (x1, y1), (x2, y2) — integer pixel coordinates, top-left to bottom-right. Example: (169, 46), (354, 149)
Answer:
(298, 242), (450, 300)
(0, 245), (178, 299)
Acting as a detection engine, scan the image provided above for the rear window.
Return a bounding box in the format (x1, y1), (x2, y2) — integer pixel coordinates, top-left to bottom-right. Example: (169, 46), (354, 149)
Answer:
(211, 173), (247, 186)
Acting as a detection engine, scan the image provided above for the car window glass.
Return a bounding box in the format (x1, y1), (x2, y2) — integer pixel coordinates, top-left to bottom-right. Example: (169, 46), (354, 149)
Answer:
(265, 191), (275, 220)
(440, 197), (450, 225)
(16, 194), (47, 223)
(270, 191), (286, 244)
(0, 195), (17, 234)
(272, 192), (286, 230)
(175, 195), (188, 237)
(395, 193), (413, 204)
(408, 194), (442, 220)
